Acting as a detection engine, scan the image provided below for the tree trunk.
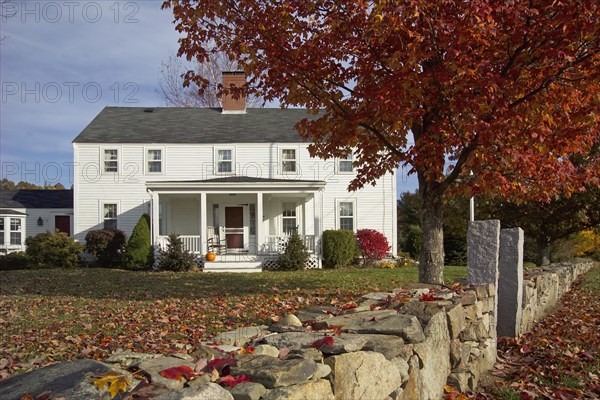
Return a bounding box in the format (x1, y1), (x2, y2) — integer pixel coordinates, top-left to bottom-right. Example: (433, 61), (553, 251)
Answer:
(419, 186), (445, 284)
(536, 238), (551, 266)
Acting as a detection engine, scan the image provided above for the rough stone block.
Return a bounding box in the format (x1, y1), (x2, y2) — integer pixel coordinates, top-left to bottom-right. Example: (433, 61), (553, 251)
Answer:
(230, 382), (267, 400)
(446, 304), (466, 339)
(262, 379), (333, 400)
(467, 220), (501, 285)
(399, 355), (422, 400)
(497, 227), (524, 338)
(325, 351), (401, 400)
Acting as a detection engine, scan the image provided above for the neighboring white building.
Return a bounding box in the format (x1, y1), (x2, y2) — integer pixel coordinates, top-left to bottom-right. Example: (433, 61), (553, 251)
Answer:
(0, 190), (73, 254)
(72, 73), (397, 271)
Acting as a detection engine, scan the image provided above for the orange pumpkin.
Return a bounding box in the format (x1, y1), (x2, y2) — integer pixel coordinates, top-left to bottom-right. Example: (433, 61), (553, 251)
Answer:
(205, 252), (216, 262)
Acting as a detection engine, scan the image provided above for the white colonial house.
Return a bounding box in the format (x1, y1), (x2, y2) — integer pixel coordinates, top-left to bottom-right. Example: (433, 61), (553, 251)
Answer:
(73, 73), (397, 271)
(0, 190), (73, 254)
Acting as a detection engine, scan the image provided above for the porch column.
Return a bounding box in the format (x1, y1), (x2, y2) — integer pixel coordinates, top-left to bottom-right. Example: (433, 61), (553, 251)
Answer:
(151, 191), (159, 245)
(200, 192), (208, 254)
(256, 192), (264, 254)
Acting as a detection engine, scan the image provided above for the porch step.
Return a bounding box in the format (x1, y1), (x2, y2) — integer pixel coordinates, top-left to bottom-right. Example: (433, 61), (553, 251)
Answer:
(203, 261), (263, 273)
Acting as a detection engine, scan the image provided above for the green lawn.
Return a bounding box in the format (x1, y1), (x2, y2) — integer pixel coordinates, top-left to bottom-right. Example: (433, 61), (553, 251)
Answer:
(0, 266), (465, 380)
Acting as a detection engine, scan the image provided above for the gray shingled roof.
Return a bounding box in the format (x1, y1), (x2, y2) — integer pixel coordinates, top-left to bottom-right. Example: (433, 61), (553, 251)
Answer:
(73, 107), (319, 144)
(0, 190), (73, 209)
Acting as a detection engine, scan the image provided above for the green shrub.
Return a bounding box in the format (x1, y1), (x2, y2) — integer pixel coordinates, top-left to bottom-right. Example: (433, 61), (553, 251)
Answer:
(26, 232), (83, 269)
(278, 231), (310, 270)
(84, 229), (126, 267)
(124, 214), (153, 270)
(322, 230), (356, 269)
(403, 225), (422, 259)
(158, 234), (196, 272)
(0, 251), (29, 270)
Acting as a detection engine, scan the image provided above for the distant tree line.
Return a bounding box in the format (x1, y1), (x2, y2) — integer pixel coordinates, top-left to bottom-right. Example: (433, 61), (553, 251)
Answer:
(0, 178), (66, 190)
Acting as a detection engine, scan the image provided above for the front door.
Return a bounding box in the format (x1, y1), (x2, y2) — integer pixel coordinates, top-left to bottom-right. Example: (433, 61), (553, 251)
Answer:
(225, 207), (244, 249)
(55, 215), (71, 236)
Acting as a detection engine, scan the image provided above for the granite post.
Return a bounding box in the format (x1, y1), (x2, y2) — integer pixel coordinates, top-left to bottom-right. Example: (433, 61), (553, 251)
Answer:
(497, 227), (524, 337)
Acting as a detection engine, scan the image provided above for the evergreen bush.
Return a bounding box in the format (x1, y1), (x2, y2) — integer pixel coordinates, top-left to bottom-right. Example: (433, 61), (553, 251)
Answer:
(322, 229), (356, 268)
(0, 251), (29, 270)
(26, 231), (83, 269)
(123, 214), (153, 270)
(404, 225), (422, 259)
(84, 229), (126, 267)
(278, 231), (310, 270)
(158, 233), (196, 272)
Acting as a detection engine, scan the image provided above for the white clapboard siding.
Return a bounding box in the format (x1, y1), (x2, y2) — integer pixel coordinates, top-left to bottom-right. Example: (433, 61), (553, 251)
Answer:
(74, 142), (397, 254)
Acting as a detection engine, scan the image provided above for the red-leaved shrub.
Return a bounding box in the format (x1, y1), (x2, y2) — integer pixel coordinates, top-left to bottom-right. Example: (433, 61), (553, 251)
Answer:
(355, 229), (390, 264)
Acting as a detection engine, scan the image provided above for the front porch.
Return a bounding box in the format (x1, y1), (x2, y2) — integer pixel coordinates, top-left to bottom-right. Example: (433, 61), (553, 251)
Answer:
(147, 177), (325, 272)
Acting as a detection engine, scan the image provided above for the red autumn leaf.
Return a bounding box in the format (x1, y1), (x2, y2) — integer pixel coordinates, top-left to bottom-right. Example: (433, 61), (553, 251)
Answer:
(159, 365), (196, 381)
(204, 358), (237, 376)
(330, 324), (345, 336)
(219, 374), (253, 389)
(420, 293), (443, 302)
(310, 336), (334, 350)
(339, 301), (358, 311)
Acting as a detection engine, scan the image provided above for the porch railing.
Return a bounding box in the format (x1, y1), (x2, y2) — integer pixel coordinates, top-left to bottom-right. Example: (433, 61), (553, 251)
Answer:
(155, 234), (317, 255)
(156, 235), (201, 254)
(263, 235), (316, 254)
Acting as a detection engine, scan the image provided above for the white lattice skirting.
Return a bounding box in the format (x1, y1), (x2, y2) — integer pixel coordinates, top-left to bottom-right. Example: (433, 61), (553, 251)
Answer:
(262, 254), (321, 270)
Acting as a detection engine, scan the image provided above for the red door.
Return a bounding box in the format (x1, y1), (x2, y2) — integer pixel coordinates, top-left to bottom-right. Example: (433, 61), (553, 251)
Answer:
(55, 216), (71, 236)
(225, 207), (244, 249)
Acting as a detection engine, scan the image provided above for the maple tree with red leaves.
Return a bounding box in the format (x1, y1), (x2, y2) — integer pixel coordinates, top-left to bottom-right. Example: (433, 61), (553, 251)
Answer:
(163, 0), (599, 284)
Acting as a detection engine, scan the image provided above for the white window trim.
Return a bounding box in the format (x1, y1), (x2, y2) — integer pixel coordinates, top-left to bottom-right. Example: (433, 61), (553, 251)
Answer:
(281, 201), (298, 235)
(100, 201), (120, 230)
(145, 147), (165, 175)
(214, 146), (236, 175)
(337, 151), (355, 174)
(279, 146), (299, 175)
(336, 199), (357, 232)
(9, 217), (23, 245)
(101, 146), (120, 174)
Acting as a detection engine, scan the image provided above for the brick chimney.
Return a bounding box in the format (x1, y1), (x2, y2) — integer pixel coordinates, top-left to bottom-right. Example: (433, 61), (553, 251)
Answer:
(222, 71), (246, 114)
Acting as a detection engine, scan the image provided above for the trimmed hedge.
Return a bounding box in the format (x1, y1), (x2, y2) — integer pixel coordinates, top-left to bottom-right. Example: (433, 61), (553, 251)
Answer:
(26, 231), (83, 269)
(322, 229), (356, 268)
(124, 214), (153, 270)
(84, 229), (126, 267)
(0, 251), (29, 271)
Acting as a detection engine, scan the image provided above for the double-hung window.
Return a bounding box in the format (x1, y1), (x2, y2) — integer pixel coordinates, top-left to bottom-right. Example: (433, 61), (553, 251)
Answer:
(339, 201), (355, 231)
(282, 202), (297, 235)
(103, 204), (118, 230)
(339, 151), (354, 173)
(147, 149), (162, 173)
(217, 149), (233, 173)
(104, 149), (118, 172)
(10, 218), (22, 245)
(0, 218), (4, 245)
(281, 149), (297, 173)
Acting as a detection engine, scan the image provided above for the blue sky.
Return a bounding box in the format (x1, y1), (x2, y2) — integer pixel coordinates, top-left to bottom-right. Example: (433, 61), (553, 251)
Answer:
(0, 0), (417, 195)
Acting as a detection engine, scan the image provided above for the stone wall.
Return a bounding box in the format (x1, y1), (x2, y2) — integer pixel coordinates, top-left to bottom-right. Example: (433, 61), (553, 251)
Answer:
(519, 261), (593, 333)
(1, 260), (594, 400)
